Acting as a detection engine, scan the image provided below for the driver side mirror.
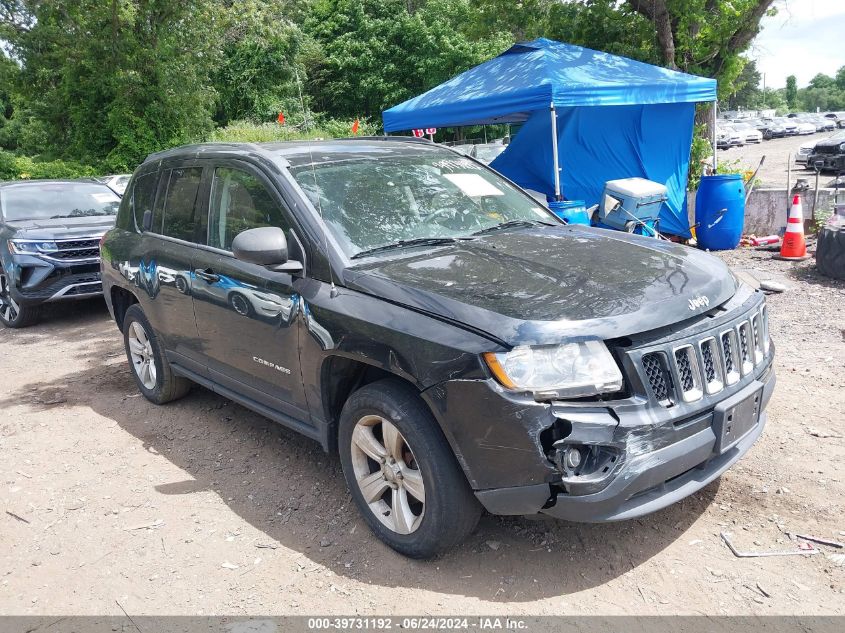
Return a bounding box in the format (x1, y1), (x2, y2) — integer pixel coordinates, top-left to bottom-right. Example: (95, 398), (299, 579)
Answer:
(232, 227), (303, 274)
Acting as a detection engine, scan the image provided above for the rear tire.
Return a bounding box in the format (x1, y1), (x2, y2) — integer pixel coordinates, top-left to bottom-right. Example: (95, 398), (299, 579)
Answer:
(0, 268), (40, 328)
(122, 304), (191, 404)
(338, 379), (481, 558)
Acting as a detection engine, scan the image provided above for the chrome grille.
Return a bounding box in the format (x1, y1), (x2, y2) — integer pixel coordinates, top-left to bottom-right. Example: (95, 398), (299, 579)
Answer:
(675, 348), (694, 391)
(700, 337), (724, 394)
(720, 329), (741, 386)
(640, 306), (769, 405)
(642, 353), (672, 404)
(751, 313), (764, 364)
(761, 306), (770, 354)
(721, 332), (734, 373)
(44, 238), (102, 262)
(737, 321), (754, 375)
(672, 345), (702, 402)
(701, 342), (715, 383)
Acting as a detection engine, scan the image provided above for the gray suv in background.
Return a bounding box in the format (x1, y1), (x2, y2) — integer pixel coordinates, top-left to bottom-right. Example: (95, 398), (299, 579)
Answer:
(0, 179), (120, 327)
(100, 138), (775, 558)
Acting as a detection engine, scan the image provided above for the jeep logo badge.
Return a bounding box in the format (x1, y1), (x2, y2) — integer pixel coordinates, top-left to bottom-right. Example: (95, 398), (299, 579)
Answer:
(688, 295), (710, 311)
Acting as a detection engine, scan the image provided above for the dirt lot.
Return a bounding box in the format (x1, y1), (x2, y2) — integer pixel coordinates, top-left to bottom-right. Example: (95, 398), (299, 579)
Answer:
(719, 131), (836, 188)
(1, 248), (843, 618)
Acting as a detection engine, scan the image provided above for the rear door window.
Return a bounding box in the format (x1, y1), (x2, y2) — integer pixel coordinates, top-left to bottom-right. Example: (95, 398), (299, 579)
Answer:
(154, 167), (203, 241)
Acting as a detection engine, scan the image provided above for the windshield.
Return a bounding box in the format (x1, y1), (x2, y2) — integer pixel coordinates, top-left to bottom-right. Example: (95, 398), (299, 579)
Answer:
(291, 152), (558, 258)
(0, 182), (121, 221)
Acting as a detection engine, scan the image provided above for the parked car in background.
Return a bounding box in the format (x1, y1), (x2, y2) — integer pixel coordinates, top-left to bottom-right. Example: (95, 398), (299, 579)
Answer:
(751, 118), (786, 140)
(97, 174), (132, 196)
(717, 125), (744, 147)
(824, 112), (845, 128)
(772, 117), (799, 136)
(796, 140), (818, 167)
(0, 179), (120, 327)
(793, 120), (816, 135)
(469, 143), (507, 164)
(803, 115), (836, 132)
(808, 130), (845, 173)
(814, 116), (837, 132)
(728, 121), (763, 144)
(101, 138), (774, 558)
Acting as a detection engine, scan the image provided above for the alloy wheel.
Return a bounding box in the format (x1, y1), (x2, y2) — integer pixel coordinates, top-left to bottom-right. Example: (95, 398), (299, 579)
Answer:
(128, 320), (157, 390)
(0, 272), (19, 323)
(349, 415), (425, 535)
(230, 293), (250, 316)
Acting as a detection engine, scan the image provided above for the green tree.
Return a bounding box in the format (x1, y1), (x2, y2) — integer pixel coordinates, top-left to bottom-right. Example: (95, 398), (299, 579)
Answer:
(809, 73), (835, 90)
(4, 0), (222, 169)
(213, 1), (308, 125)
(785, 75), (798, 110)
(625, 0), (777, 99)
(304, 0), (510, 119)
(836, 65), (845, 91)
(728, 59), (761, 109)
(0, 54), (17, 126)
(799, 71), (845, 112)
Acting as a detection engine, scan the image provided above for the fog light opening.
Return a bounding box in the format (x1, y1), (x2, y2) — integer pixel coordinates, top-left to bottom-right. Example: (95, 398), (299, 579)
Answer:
(552, 443), (621, 481)
(563, 446), (582, 471)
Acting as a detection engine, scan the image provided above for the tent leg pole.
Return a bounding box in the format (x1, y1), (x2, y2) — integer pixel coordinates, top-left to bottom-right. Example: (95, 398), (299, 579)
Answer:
(551, 103), (561, 200)
(712, 102), (718, 173)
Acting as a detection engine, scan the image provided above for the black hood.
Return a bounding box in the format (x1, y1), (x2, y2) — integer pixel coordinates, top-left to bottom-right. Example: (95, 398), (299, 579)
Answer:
(344, 225), (736, 346)
(3, 215), (116, 240)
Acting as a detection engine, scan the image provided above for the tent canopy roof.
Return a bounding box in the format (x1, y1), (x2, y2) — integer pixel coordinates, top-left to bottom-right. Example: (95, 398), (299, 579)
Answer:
(383, 38), (716, 131)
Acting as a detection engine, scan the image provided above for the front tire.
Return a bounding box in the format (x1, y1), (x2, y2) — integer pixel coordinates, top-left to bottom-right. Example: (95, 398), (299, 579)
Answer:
(122, 304), (191, 404)
(338, 379), (481, 558)
(228, 291), (253, 317)
(0, 268), (39, 328)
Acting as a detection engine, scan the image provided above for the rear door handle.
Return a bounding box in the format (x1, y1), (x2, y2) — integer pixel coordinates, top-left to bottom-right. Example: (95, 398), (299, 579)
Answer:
(194, 269), (220, 283)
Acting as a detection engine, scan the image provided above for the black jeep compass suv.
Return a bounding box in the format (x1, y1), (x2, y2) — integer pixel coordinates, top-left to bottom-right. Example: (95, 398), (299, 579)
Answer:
(101, 138), (775, 558)
(1, 179), (121, 327)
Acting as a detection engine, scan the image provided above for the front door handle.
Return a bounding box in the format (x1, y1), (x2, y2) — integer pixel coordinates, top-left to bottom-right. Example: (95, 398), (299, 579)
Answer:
(194, 268), (220, 284)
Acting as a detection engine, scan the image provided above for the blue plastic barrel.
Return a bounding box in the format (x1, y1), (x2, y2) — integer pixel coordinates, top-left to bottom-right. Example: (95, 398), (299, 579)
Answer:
(549, 200), (590, 225)
(695, 174), (746, 250)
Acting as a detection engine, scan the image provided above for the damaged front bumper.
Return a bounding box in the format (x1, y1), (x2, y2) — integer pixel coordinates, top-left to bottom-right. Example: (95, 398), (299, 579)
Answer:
(472, 363), (774, 522)
(541, 368), (774, 521)
(445, 289), (776, 522)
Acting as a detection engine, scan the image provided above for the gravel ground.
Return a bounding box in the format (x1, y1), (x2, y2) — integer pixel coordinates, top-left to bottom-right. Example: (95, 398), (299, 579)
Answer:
(719, 131), (837, 188)
(0, 248), (843, 618)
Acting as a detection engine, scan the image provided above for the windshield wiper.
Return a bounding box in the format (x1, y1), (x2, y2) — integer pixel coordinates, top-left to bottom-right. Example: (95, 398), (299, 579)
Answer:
(351, 237), (466, 259)
(471, 219), (556, 236)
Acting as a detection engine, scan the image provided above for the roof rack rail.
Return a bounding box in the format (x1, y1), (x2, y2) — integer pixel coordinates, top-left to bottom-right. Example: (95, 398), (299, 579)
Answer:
(143, 141), (277, 164)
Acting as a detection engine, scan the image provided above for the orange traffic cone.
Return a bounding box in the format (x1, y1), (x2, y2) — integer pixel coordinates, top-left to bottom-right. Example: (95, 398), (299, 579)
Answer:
(774, 195), (810, 261)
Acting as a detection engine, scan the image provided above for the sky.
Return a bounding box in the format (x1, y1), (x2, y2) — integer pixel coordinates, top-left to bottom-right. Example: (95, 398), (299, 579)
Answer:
(752, 0), (845, 88)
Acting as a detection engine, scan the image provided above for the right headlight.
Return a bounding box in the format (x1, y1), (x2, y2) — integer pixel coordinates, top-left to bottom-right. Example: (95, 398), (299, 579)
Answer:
(8, 240), (58, 255)
(483, 341), (623, 399)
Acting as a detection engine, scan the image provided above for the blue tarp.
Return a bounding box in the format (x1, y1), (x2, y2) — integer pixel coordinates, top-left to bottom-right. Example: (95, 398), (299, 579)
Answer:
(382, 38), (717, 238)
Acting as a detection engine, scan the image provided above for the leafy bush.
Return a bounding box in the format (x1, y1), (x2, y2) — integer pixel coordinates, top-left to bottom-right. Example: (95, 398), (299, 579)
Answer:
(0, 150), (99, 181)
(207, 117), (380, 143)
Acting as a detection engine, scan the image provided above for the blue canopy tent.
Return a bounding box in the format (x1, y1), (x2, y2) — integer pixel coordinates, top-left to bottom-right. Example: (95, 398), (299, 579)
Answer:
(382, 38), (717, 238)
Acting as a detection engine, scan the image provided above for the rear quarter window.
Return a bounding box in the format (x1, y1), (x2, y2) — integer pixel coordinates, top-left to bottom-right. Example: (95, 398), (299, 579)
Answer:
(130, 172), (159, 231)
